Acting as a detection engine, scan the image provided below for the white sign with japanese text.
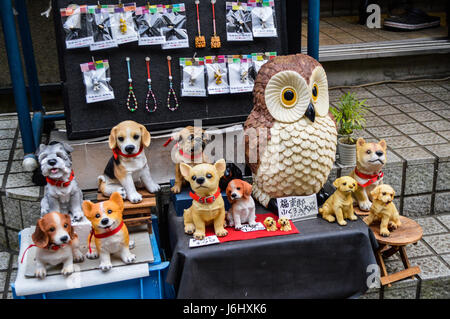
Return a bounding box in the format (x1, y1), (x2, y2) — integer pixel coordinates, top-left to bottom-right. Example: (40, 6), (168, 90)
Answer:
(277, 194), (319, 221)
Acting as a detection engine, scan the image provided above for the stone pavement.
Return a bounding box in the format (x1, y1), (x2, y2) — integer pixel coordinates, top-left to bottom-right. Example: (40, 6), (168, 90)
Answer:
(0, 80), (449, 298)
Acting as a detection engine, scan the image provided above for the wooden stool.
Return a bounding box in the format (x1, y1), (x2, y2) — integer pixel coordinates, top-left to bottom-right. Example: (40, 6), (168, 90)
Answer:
(97, 189), (156, 234)
(354, 206), (369, 216)
(367, 215), (423, 287)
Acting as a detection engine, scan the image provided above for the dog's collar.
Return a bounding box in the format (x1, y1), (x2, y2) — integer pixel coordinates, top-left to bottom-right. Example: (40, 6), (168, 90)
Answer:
(190, 188), (221, 204)
(20, 243), (67, 264)
(88, 220), (124, 254)
(177, 143), (203, 161)
(112, 145), (144, 160)
(46, 170), (74, 188)
(355, 168), (384, 188)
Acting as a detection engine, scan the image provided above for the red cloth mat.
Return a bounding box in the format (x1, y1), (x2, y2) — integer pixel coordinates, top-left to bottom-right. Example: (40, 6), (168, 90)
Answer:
(204, 213), (299, 243)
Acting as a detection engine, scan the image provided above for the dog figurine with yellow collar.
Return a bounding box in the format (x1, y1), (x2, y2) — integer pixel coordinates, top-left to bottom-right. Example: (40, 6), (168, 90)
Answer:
(98, 120), (160, 203)
(319, 176), (358, 226)
(180, 159), (228, 240)
(364, 184), (401, 237)
(350, 138), (387, 211)
(82, 192), (136, 271)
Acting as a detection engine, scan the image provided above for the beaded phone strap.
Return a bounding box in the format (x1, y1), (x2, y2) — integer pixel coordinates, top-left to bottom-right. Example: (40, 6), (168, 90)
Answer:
(210, 0), (221, 48)
(145, 57), (157, 113)
(166, 56), (179, 111)
(125, 57), (138, 112)
(194, 0), (206, 48)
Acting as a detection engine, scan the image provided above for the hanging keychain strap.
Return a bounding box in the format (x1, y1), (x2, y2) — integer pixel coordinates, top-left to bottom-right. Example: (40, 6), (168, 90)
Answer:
(195, 0), (201, 36)
(166, 56), (179, 112)
(211, 0), (217, 36)
(126, 57), (138, 112)
(145, 57), (157, 113)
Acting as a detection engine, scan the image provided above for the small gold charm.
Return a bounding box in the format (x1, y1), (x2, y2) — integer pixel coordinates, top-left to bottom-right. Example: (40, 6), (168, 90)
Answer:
(195, 35), (206, 48)
(119, 17), (127, 34)
(211, 35), (221, 48)
(214, 69), (222, 85)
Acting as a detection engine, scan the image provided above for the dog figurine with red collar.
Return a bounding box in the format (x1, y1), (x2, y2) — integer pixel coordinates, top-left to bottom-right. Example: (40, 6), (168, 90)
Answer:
(27, 212), (84, 279)
(349, 138), (387, 211)
(180, 159), (228, 240)
(98, 120), (160, 203)
(37, 141), (84, 222)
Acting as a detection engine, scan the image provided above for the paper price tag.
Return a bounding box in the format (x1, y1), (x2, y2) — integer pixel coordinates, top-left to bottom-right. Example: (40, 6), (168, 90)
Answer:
(189, 235), (220, 248)
(239, 222), (266, 232)
(277, 194), (318, 221)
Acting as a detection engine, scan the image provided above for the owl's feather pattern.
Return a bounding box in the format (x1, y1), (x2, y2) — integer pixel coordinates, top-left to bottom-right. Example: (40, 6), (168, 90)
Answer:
(252, 117), (337, 207)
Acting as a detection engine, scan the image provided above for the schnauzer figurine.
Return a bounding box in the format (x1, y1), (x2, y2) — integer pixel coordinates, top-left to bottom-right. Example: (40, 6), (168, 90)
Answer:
(37, 141), (84, 222)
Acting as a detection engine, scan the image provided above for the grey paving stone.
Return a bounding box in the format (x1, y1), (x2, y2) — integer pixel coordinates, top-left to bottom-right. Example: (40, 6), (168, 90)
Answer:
(408, 111), (443, 122)
(408, 93), (439, 103)
(434, 192), (450, 215)
(391, 86), (424, 95)
(347, 87), (375, 99)
(364, 116), (389, 128)
(405, 240), (434, 258)
(382, 95), (413, 105)
(0, 139), (14, 151)
(0, 150), (11, 162)
(6, 186), (41, 202)
(0, 161), (7, 175)
(438, 131), (450, 141)
(6, 229), (19, 251)
(0, 120), (18, 130)
(8, 161), (26, 174)
(382, 163), (403, 196)
(422, 120), (450, 132)
(423, 234), (450, 254)
(394, 146), (435, 164)
(403, 194), (432, 217)
(425, 144), (450, 162)
(404, 163), (434, 195)
(431, 92), (450, 100)
(367, 85), (399, 97)
(395, 122), (431, 134)
(421, 100), (450, 111)
(0, 227), (6, 250)
(358, 290), (380, 299)
(383, 278), (418, 299)
(436, 162), (450, 191)
(438, 109), (450, 120)
(0, 129), (16, 139)
(1, 196), (22, 230)
(366, 126), (402, 138)
(352, 129), (375, 139)
(410, 256), (450, 280)
(383, 136), (418, 149)
(442, 254), (450, 265)
(0, 272), (6, 291)
(421, 277), (450, 299)
(5, 172), (34, 189)
(415, 83), (447, 93)
(436, 214), (450, 229)
(13, 149), (24, 161)
(414, 217), (448, 235)
(0, 251), (10, 271)
(363, 97), (387, 107)
(393, 102), (427, 113)
(369, 105), (401, 116)
(20, 200), (41, 229)
(381, 113), (414, 125)
(409, 132), (447, 146)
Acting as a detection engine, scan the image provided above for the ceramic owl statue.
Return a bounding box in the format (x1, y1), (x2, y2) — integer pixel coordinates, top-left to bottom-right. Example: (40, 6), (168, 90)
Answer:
(244, 54), (337, 208)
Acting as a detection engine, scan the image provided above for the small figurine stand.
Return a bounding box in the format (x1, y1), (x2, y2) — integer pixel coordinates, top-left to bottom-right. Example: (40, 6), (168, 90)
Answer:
(354, 206), (369, 216)
(368, 215), (422, 287)
(97, 189), (155, 234)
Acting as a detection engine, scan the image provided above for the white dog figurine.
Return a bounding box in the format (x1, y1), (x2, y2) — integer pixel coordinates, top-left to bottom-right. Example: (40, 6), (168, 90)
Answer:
(30, 212), (84, 279)
(226, 179), (256, 230)
(37, 141), (84, 221)
(98, 120), (161, 203)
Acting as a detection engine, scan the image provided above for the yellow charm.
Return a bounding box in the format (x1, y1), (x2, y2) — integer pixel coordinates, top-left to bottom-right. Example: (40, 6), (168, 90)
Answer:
(119, 17), (127, 34)
(214, 70), (222, 85)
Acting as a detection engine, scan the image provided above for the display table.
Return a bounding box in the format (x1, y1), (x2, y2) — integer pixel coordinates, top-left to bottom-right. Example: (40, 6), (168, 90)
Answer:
(166, 203), (379, 299)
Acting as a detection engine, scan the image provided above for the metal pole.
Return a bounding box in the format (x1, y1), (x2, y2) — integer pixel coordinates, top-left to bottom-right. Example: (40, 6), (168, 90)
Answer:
(14, 0), (44, 113)
(307, 0), (320, 60)
(0, 0), (36, 157)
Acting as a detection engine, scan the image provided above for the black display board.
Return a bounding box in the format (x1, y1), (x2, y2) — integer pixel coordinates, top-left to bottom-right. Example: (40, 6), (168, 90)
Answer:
(52, 0), (299, 140)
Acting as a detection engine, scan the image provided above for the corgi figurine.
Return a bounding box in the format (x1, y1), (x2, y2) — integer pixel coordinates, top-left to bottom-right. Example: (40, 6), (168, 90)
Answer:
(82, 192), (136, 272)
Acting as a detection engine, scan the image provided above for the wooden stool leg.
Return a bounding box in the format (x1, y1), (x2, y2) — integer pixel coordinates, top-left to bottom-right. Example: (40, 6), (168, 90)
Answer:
(399, 246), (415, 280)
(375, 245), (391, 288)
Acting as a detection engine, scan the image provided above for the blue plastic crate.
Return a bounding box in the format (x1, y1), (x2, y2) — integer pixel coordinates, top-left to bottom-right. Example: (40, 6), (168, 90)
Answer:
(170, 179), (230, 216)
(12, 216), (175, 299)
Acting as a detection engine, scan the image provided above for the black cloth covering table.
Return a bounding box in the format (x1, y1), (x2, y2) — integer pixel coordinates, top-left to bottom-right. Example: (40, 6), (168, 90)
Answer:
(166, 203), (378, 299)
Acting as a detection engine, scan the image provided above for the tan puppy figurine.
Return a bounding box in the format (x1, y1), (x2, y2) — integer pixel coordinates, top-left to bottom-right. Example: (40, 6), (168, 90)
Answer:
(169, 126), (210, 194)
(278, 217), (291, 232)
(350, 138), (387, 211)
(364, 184), (401, 237)
(263, 217), (278, 231)
(319, 176), (358, 226)
(181, 159), (228, 240)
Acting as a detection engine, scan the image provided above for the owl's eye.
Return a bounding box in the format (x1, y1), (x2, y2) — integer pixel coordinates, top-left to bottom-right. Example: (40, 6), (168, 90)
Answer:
(312, 83), (319, 102)
(281, 87), (297, 107)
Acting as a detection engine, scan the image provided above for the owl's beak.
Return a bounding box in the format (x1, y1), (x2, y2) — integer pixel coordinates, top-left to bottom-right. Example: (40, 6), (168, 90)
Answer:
(306, 101), (315, 123)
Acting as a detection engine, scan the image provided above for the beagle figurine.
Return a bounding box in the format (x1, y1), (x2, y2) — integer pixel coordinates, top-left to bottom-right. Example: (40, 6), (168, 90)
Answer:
(98, 120), (160, 203)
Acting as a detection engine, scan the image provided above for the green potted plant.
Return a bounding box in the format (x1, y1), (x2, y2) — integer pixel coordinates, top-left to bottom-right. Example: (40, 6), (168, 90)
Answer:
(330, 92), (370, 166)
